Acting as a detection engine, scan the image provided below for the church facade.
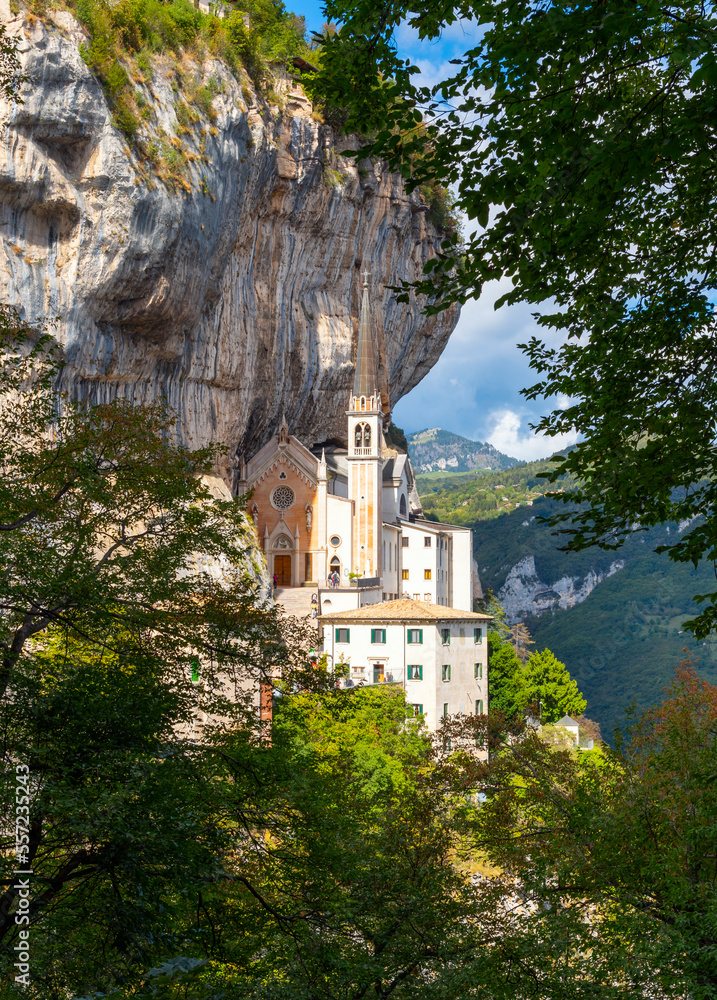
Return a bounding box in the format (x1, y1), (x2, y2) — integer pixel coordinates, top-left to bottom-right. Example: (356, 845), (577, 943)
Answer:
(237, 276), (480, 614)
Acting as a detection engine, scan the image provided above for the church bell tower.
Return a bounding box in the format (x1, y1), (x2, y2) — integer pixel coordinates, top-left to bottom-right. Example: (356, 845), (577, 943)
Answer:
(347, 271), (383, 580)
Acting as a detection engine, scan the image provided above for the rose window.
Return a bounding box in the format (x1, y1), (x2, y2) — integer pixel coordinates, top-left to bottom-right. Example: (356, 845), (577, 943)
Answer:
(271, 485), (295, 510)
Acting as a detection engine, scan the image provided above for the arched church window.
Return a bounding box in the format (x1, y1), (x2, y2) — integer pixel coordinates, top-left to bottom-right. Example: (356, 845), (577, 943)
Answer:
(355, 425), (363, 449)
(400, 494), (407, 517)
(363, 425), (371, 448)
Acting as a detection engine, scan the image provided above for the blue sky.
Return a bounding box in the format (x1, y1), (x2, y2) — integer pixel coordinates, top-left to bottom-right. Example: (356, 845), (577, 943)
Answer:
(294, 2), (579, 462)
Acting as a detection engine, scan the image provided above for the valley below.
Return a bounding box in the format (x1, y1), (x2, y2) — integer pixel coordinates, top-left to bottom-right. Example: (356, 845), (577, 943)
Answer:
(416, 456), (717, 737)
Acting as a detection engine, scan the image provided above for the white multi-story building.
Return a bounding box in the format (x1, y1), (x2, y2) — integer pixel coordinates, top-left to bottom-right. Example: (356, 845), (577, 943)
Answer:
(319, 599), (490, 732)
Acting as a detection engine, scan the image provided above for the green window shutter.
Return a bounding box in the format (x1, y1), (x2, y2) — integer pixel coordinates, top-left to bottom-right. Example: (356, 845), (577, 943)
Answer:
(371, 628), (375, 643)
(346, 628), (350, 643)
(474, 627), (483, 644)
(418, 664), (423, 680)
(190, 657), (199, 684)
(419, 629), (423, 643)
(335, 628), (340, 643)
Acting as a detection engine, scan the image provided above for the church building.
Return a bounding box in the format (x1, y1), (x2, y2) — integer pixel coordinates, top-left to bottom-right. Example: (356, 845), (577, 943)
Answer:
(238, 274), (489, 732)
(237, 274), (480, 616)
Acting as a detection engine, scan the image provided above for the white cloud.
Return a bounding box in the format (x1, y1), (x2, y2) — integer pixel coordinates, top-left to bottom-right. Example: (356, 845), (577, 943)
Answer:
(486, 409), (579, 463)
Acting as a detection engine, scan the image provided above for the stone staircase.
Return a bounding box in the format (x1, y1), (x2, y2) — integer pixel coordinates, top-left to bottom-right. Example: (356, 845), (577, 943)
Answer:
(274, 586), (317, 621)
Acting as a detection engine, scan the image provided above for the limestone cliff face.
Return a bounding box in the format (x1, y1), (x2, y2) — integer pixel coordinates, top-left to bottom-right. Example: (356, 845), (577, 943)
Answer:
(0, 11), (459, 488)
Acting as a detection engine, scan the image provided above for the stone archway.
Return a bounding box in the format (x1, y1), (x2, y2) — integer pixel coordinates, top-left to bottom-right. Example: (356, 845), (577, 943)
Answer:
(272, 533), (293, 587)
(274, 554), (292, 586)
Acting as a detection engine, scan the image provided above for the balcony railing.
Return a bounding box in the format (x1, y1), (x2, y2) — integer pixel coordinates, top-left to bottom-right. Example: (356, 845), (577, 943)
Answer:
(352, 447), (375, 457)
(319, 577), (380, 590)
(334, 669), (404, 689)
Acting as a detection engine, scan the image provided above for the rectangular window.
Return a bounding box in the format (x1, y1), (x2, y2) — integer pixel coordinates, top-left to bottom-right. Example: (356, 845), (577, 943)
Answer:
(407, 628), (423, 644)
(424, 536), (432, 547)
(408, 664), (423, 680)
(424, 593), (431, 602)
(424, 569), (432, 580)
(474, 663), (483, 680)
(305, 553), (312, 581)
(335, 628), (350, 643)
(442, 664), (451, 682)
(441, 628), (450, 645)
(443, 702), (449, 718)
(371, 628), (386, 644)
(402, 537), (409, 548)
(474, 627), (483, 644)
(402, 569), (409, 580)
(190, 657), (200, 684)
(410, 703), (423, 717)
(475, 699), (484, 715)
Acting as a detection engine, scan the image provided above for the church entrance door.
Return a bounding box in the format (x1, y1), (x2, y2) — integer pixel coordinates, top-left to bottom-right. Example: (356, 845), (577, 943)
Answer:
(274, 555), (292, 587)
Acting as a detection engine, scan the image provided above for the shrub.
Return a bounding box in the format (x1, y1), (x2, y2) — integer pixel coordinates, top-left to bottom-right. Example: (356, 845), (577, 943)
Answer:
(71, 0), (310, 142)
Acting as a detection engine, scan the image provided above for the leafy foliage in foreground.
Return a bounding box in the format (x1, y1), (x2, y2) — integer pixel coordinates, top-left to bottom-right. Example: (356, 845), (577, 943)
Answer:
(466, 665), (717, 999)
(0, 309), (314, 990)
(311, 0), (717, 635)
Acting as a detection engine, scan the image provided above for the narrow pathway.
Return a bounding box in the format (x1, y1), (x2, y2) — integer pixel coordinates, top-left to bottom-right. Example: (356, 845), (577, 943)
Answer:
(274, 586), (317, 620)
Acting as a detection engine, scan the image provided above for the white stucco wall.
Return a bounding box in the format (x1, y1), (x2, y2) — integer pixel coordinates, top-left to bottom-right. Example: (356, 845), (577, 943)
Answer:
(325, 495), (353, 583)
(320, 616), (489, 732)
(449, 529), (474, 612)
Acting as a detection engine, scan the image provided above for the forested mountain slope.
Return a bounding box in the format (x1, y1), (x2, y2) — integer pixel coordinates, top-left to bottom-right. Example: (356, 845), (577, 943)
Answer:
(416, 465), (717, 737)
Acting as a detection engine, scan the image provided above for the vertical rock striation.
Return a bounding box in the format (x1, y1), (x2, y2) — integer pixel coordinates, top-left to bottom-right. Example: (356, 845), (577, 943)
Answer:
(0, 12), (460, 488)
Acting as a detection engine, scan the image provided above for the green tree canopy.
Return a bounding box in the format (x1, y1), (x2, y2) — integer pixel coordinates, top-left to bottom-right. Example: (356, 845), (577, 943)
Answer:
(0, 311), (317, 991)
(487, 636), (525, 718)
(471, 664), (717, 998)
(521, 647), (587, 723)
(311, 0), (717, 636)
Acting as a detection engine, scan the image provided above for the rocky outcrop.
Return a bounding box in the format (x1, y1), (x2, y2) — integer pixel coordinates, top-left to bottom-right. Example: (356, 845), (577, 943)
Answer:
(0, 11), (459, 489)
(498, 554), (625, 623)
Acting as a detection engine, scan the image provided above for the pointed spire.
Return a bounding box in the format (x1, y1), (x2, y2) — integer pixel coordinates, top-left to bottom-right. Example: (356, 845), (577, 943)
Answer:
(353, 269), (378, 399)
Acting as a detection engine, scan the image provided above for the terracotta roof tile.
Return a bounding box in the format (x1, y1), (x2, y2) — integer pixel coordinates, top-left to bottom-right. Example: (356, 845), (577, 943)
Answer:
(319, 597), (492, 623)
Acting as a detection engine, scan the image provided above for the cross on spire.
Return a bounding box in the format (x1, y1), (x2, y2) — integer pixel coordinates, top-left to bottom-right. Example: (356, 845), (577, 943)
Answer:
(362, 267), (370, 288)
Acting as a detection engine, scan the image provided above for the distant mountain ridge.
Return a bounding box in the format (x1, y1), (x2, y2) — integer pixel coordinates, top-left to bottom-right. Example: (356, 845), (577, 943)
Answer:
(407, 428), (519, 473)
(413, 457), (717, 737)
